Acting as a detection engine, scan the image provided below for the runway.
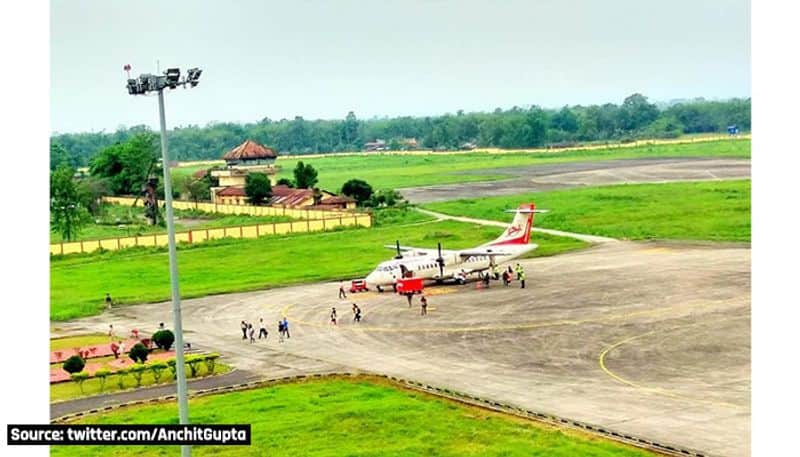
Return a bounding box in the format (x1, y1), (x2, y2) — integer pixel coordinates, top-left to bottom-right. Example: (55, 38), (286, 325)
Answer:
(400, 157), (750, 203)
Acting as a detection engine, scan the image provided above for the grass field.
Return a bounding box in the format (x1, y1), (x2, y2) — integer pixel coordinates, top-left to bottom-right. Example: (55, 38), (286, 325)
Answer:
(51, 204), (297, 243)
(423, 180), (751, 242)
(274, 139), (750, 191)
(50, 333), (111, 351)
(50, 216), (586, 321)
(52, 377), (655, 457)
(172, 139), (749, 192)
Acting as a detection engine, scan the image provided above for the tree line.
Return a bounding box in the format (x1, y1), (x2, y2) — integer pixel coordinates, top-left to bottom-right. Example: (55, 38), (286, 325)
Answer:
(51, 94), (750, 167)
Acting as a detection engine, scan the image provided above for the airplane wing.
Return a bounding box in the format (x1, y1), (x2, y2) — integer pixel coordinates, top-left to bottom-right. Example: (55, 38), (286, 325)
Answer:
(458, 250), (511, 257)
(383, 245), (455, 255)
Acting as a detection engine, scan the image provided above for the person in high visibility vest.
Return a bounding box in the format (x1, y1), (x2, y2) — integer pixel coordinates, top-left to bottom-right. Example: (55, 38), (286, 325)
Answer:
(519, 270), (526, 289)
(492, 264), (500, 280)
(515, 264), (523, 280)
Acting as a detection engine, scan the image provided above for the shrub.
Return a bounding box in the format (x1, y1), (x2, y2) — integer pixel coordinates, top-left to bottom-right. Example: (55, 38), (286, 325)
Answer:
(203, 353), (220, 375)
(70, 372), (89, 394)
(115, 368), (129, 390)
(128, 364), (148, 387)
(166, 359), (178, 379)
(129, 343), (149, 363)
(148, 361), (168, 384)
(62, 355), (85, 374)
(94, 369), (111, 393)
(152, 330), (175, 351)
(186, 355), (204, 378)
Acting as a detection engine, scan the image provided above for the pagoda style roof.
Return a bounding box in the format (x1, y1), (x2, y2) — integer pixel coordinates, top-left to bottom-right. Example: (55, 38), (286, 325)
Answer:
(222, 140), (277, 161)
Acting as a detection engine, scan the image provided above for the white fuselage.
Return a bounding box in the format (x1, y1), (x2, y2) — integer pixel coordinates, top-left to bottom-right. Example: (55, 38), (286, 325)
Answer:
(364, 243), (536, 287)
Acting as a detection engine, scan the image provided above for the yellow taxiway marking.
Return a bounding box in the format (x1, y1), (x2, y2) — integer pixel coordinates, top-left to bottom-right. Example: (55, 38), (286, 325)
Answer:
(279, 300), (724, 334)
(598, 325), (745, 410)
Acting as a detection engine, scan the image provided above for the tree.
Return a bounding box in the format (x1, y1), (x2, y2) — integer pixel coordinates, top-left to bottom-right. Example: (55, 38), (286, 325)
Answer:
(89, 133), (159, 196)
(152, 329), (175, 351)
(50, 143), (75, 170)
(276, 177), (294, 187)
(550, 106), (579, 133)
(50, 164), (90, 241)
(342, 111), (360, 147)
(178, 176), (210, 203)
(129, 342), (149, 364)
(77, 176), (110, 217)
(619, 93), (659, 131)
(341, 179), (373, 206)
(293, 161), (318, 189)
(62, 355), (85, 374)
(245, 172), (272, 205)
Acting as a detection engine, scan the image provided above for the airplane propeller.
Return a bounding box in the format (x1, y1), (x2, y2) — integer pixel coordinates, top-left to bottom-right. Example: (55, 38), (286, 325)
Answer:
(394, 240), (403, 260)
(436, 242), (445, 277)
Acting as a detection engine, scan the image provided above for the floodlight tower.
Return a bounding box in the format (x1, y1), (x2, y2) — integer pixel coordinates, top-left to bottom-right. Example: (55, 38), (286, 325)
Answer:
(125, 64), (202, 457)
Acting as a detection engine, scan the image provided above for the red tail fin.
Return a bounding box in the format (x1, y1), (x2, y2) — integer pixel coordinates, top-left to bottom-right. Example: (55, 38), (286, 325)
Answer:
(488, 203), (535, 246)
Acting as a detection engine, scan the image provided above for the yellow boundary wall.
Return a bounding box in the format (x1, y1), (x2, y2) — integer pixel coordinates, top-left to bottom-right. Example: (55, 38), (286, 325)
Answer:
(51, 199), (371, 255)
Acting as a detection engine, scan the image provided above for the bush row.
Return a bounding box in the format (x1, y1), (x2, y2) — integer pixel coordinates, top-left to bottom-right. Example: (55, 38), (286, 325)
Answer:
(68, 353), (220, 393)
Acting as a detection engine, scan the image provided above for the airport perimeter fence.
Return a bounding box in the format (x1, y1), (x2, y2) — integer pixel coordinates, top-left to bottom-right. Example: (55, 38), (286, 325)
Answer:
(50, 197), (371, 256)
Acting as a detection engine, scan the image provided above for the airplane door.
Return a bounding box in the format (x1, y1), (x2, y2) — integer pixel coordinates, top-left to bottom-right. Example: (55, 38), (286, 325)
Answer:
(399, 264), (413, 278)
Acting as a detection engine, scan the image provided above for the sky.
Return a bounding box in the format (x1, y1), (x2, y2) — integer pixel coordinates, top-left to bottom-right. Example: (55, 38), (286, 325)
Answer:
(50, 0), (750, 134)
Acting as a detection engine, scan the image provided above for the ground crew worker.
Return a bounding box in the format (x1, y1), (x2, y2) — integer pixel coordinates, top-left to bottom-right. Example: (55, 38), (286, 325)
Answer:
(492, 264), (500, 280)
(515, 263), (523, 280)
(519, 270), (526, 289)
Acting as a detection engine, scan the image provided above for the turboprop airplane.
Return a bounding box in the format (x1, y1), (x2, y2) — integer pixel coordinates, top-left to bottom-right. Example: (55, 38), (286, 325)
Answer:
(364, 203), (546, 291)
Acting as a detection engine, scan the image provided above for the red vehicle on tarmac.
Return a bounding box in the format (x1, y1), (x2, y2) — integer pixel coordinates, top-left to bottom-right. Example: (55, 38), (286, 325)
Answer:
(349, 279), (369, 293)
(396, 277), (424, 295)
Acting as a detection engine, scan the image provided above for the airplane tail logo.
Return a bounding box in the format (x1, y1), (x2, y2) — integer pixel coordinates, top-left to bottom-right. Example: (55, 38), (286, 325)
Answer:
(489, 203), (536, 246)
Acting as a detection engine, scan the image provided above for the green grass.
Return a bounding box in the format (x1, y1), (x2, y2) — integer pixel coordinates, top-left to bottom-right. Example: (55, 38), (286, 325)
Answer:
(50, 361), (231, 402)
(522, 232), (590, 258)
(51, 204), (296, 243)
(423, 180), (751, 242)
(50, 333), (111, 351)
(273, 139), (749, 192)
(52, 377), (655, 457)
(50, 218), (587, 321)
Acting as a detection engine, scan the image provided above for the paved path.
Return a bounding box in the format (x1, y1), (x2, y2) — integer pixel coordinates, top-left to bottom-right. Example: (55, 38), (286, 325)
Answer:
(414, 208), (617, 244)
(60, 239), (750, 456)
(400, 157), (750, 203)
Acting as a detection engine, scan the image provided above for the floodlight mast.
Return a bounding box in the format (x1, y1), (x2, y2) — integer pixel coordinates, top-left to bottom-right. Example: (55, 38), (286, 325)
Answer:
(125, 65), (201, 457)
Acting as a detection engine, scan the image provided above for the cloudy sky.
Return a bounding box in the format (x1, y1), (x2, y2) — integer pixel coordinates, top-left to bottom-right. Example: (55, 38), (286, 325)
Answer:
(50, 0), (750, 133)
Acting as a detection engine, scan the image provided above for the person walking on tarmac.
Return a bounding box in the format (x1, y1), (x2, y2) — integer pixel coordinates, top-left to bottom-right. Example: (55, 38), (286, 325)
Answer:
(406, 293), (413, 307)
(282, 317), (290, 339)
(420, 295), (428, 316)
(515, 263), (523, 280)
(338, 281), (347, 299)
(330, 307), (338, 325)
(502, 269), (510, 286)
(519, 270), (526, 289)
(492, 264), (500, 280)
(482, 271), (491, 288)
(258, 318), (268, 340)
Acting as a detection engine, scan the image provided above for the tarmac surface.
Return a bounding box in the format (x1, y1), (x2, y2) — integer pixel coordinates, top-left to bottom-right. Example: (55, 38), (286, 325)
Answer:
(399, 157), (751, 203)
(58, 239), (751, 456)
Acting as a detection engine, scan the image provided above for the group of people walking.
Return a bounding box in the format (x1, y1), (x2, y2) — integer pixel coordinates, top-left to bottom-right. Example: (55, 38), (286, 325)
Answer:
(241, 317), (290, 343)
